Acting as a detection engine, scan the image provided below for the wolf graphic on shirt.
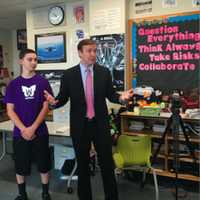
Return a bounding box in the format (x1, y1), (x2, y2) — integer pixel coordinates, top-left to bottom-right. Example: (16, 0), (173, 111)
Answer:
(22, 85), (36, 100)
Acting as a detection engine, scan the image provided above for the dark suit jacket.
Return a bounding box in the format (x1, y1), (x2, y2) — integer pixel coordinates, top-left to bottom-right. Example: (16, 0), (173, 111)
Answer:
(55, 63), (120, 140)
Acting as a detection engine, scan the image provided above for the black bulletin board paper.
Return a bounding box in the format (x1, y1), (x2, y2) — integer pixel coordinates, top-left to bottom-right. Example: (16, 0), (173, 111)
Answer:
(130, 13), (200, 93)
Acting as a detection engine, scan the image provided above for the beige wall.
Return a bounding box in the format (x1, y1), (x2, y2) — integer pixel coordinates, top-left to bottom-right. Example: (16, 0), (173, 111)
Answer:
(26, 0), (90, 70)
(0, 30), (13, 74)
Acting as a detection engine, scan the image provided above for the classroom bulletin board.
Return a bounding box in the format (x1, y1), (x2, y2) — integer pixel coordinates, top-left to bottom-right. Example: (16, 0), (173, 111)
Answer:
(128, 11), (200, 94)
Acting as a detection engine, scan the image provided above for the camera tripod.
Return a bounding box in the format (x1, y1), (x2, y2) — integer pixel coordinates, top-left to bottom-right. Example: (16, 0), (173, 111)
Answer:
(152, 107), (197, 200)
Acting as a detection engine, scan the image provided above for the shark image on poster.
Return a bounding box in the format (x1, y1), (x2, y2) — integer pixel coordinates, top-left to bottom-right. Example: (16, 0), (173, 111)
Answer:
(91, 34), (125, 91)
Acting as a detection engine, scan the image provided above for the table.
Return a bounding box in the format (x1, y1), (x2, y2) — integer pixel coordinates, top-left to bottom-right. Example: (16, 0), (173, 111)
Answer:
(0, 120), (76, 193)
(0, 120), (70, 160)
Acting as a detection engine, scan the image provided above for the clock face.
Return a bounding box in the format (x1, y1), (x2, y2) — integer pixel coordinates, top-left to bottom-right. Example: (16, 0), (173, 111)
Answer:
(48, 6), (64, 25)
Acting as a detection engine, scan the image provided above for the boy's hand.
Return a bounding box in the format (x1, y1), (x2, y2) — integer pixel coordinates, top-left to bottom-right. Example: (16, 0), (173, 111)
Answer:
(44, 90), (58, 105)
(21, 127), (36, 140)
(20, 127), (30, 140)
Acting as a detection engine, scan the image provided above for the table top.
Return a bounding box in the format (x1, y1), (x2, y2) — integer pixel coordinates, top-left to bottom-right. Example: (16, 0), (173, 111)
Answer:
(0, 120), (70, 137)
(120, 111), (200, 123)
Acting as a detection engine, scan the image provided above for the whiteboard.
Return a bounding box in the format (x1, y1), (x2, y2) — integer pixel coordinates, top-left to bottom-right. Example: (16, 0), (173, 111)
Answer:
(50, 80), (70, 125)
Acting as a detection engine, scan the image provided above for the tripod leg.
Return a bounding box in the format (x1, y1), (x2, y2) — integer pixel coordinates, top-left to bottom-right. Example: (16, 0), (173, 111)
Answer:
(171, 113), (180, 200)
(152, 117), (172, 164)
(178, 116), (198, 176)
(179, 116), (196, 162)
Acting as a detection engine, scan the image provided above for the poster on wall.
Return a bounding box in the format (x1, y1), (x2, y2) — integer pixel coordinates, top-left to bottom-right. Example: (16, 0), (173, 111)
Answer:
(162, 0), (177, 8)
(0, 45), (3, 67)
(131, 14), (200, 94)
(76, 29), (84, 39)
(73, 5), (85, 24)
(90, 8), (121, 34)
(91, 34), (125, 91)
(36, 70), (64, 81)
(192, 0), (200, 7)
(35, 32), (66, 64)
(134, 0), (152, 15)
(17, 29), (27, 50)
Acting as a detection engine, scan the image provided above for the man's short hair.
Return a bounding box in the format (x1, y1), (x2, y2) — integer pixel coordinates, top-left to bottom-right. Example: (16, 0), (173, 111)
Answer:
(77, 39), (96, 51)
(19, 48), (36, 59)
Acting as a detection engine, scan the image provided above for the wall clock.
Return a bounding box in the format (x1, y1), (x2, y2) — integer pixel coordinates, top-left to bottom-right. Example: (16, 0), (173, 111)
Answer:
(48, 6), (65, 25)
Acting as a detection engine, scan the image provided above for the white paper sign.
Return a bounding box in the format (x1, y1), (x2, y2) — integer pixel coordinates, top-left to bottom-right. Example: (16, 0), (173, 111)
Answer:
(90, 8), (121, 34)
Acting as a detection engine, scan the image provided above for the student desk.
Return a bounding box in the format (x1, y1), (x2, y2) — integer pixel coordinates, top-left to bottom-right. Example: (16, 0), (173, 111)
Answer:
(0, 120), (76, 193)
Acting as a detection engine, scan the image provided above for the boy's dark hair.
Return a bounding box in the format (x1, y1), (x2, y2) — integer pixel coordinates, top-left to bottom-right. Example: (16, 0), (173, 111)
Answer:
(77, 39), (96, 51)
(19, 48), (37, 59)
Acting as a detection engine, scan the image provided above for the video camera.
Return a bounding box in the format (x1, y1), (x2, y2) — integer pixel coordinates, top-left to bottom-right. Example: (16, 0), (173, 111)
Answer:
(171, 91), (182, 109)
(170, 91), (183, 116)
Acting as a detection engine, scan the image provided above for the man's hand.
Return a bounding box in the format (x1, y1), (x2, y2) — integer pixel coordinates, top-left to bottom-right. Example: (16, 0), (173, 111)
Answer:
(120, 88), (134, 102)
(44, 90), (58, 105)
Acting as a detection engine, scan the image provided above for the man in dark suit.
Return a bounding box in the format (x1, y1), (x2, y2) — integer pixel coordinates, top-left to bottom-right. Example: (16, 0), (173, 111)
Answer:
(44, 39), (133, 200)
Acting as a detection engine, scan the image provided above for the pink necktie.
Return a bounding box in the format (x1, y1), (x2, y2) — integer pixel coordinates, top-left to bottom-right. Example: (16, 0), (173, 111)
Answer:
(86, 69), (95, 119)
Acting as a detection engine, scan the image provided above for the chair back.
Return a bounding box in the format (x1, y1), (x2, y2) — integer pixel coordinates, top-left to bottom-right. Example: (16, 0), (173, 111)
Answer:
(116, 134), (151, 167)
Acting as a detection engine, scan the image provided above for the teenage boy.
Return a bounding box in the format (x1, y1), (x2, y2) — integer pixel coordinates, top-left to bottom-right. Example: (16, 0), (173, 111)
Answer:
(4, 49), (53, 200)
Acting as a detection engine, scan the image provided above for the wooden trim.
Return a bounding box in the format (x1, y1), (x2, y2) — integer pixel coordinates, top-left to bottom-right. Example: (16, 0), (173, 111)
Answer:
(153, 169), (200, 182)
(157, 154), (200, 164)
(127, 20), (133, 89)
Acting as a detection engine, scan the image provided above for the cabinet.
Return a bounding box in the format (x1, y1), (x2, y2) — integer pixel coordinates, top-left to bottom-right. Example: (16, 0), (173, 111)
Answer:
(120, 111), (200, 182)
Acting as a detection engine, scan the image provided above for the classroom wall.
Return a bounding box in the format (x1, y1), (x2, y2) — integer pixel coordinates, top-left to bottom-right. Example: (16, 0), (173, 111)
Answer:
(26, 0), (198, 70)
(26, 0), (126, 70)
(0, 0), (199, 77)
(0, 30), (13, 74)
(26, 0), (90, 70)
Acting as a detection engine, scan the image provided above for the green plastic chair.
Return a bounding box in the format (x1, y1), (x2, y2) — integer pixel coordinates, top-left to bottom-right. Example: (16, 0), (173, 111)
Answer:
(113, 134), (159, 200)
